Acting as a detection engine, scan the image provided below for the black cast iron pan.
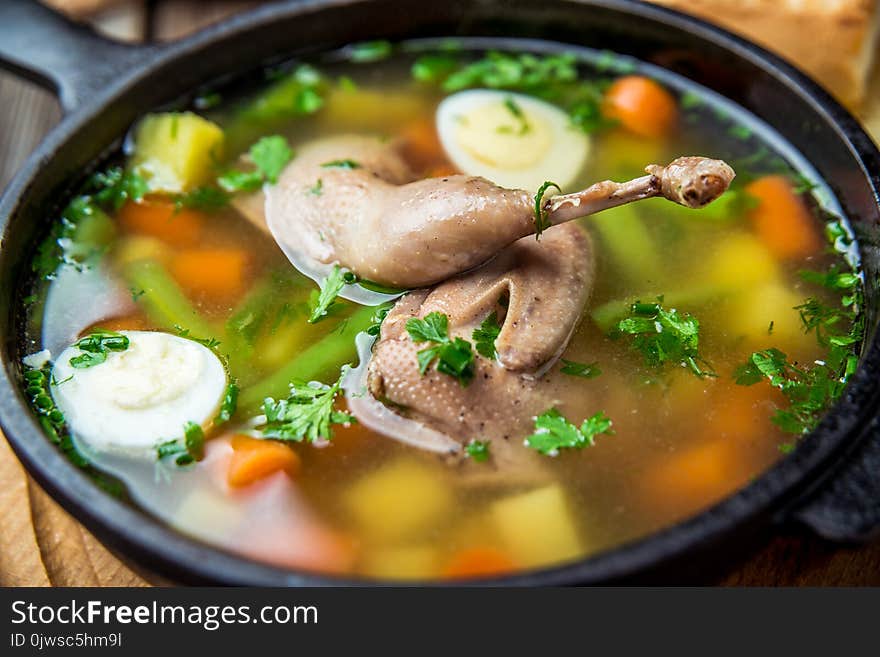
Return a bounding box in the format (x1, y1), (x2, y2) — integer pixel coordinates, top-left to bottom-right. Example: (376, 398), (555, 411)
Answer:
(0, 0), (879, 585)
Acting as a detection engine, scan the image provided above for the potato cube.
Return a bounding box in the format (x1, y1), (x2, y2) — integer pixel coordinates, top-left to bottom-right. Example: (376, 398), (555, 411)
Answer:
(131, 112), (224, 193)
(343, 459), (453, 542)
(491, 485), (583, 569)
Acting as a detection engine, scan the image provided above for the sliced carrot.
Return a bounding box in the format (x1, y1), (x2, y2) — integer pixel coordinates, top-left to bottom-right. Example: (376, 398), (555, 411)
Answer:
(442, 546), (516, 579)
(227, 434), (301, 488)
(399, 117), (446, 171)
(700, 381), (782, 445)
(745, 175), (822, 260)
(171, 247), (248, 300)
(117, 198), (205, 247)
(602, 75), (678, 138)
(645, 440), (739, 509)
(426, 163), (459, 178)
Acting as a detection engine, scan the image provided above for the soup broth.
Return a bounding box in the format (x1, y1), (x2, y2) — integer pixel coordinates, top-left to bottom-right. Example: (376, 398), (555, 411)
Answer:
(21, 40), (862, 580)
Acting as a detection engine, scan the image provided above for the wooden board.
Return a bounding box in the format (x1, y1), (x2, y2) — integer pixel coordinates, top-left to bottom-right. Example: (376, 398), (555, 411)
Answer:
(1, 0), (879, 587)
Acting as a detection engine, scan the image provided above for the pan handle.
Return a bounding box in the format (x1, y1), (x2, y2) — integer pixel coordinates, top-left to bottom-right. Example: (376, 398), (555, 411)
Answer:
(0, 0), (152, 113)
(786, 414), (880, 542)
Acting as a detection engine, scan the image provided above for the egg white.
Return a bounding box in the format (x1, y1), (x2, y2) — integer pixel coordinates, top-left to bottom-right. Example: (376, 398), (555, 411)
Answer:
(436, 89), (590, 191)
(51, 330), (227, 456)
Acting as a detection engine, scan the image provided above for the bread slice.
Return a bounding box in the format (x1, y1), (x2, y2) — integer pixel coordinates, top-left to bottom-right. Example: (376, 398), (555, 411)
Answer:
(650, 0), (879, 110)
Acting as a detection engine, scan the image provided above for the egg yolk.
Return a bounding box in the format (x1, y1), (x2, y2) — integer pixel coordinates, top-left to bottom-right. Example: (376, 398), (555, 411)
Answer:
(454, 100), (552, 170)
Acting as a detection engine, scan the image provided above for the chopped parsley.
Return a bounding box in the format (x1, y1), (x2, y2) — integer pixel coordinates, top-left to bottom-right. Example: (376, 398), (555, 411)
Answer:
(406, 312), (475, 385)
(533, 180), (560, 239)
(442, 51), (578, 94)
(214, 380), (239, 424)
(560, 360), (602, 379)
(309, 265), (357, 324)
(237, 64), (325, 125)
(615, 299), (714, 378)
(218, 135), (294, 192)
(525, 408), (613, 456)
(366, 302), (393, 337)
(411, 54), (459, 83)
(420, 50), (614, 134)
(172, 186), (230, 211)
(69, 329), (130, 369)
(321, 159), (361, 170)
(465, 439), (491, 463)
(260, 368), (354, 443)
(157, 421), (205, 466)
(308, 178), (324, 196)
(34, 168), (146, 280)
(735, 258), (864, 439)
(85, 167), (148, 211)
(734, 348), (848, 436)
(173, 325), (221, 350)
(472, 311), (502, 360)
(24, 366), (87, 467)
(347, 40), (393, 63)
(498, 97), (530, 135)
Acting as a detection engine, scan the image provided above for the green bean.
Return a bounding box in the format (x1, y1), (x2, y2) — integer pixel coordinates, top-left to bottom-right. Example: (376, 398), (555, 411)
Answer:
(590, 204), (662, 286)
(123, 259), (215, 337)
(239, 304), (376, 411)
(591, 284), (733, 333)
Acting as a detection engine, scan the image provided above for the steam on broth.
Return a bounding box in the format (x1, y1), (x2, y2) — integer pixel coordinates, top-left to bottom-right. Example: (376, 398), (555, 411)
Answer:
(20, 40), (863, 580)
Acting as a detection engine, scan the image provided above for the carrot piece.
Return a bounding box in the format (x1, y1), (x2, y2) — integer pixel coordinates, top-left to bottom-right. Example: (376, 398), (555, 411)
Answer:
(171, 248), (248, 300)
(700, 381), (783, 444)
(645, 440), (740, 509)
(602, 75), (678, 138)
(426, 163), (459, 178)
(745, 175), (822, 260)
(117, 199), (205, 247)
(399, 117), (447, 171)
(227, 434), (301, 488)
(442, 546), (516, 579)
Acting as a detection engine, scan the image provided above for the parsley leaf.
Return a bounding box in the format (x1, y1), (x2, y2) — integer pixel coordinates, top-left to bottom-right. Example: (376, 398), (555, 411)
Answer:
(525, 408), (613, 456)
(86, 167), (147, 210)
(309, 265), (357, 324)
(260, 368), (354, 443)
(427, 50), (613, 134)
(533, 181), (560, 239)
(498, 97), (530, 135)
(406, 311), (449, 343)
(465, 439), (491, 463)
(172, 186), (230, 211)
(69, 329), (130, 369)
(472, 312), (502, 359)
(406, 311), (475, 385)
(321, 159), (361, 169)
(24, 366), (87, 467)
(157, 421), (205, 466)
(734, 348), (846, 436)
(214, 380), (239, 424)
(348, 40), (393, 63)
(250, 135), (293, 183)
(218, 169), (263, 192)
(560, 360), (601, 379)
(173, 325), (221, 350)
(615, 299), (714, 378)
(218, 135), (294, 192)
(735, 258), (864, 440)
(366, 302), (393, 336)
(411, 54), (459, 83)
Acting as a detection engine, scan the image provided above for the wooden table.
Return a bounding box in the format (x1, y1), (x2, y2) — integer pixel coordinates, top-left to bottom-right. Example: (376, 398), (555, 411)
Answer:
(1, 0), (879, 587)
